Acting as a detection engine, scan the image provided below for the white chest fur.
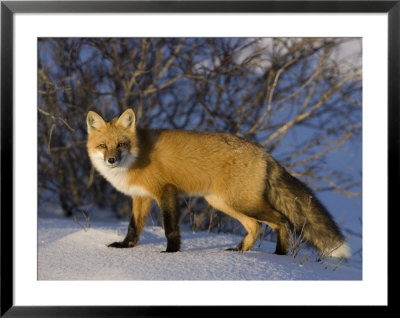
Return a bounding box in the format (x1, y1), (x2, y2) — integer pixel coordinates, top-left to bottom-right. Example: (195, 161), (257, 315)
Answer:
(90, 153), (151, 198)
(100, 166), (150, 197)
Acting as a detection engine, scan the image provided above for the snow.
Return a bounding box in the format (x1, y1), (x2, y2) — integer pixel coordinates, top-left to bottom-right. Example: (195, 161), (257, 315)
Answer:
(38, 211), (362, 281)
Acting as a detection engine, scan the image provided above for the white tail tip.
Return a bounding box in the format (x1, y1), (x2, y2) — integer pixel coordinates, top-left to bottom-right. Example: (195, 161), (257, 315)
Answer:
(329, 242), (351, 259)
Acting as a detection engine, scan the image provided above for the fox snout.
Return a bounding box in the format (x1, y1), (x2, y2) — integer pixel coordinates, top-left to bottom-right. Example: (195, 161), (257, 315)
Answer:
(104, 151), (121, 167)
(105, 157), (120, 167)
(107, 157), (116, 164)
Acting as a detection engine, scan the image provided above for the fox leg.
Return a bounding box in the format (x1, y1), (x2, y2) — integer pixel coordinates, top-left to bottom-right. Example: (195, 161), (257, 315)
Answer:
(256, 203), (290, 255)
(227, 219), (262, 252)
(204, 195), (262, 251)
(264, 221), (290, 255)
(234, 202), (290, 255)
(108, 197), (152, 248)
(159, 184), (181, 253)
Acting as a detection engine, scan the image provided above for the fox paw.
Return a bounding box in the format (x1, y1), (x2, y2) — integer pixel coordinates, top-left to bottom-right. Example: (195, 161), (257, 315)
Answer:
(161, 244), (180, 253)
(225, 247), (246, 253)
(160, 249), (179, 253)
(108, 241), (134, 248)
(225, 247), (239, 251)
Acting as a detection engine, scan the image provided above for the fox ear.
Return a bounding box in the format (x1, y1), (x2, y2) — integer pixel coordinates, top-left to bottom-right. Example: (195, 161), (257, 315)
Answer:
(87, 111), (106, 132)
(116, 108), (136, 130)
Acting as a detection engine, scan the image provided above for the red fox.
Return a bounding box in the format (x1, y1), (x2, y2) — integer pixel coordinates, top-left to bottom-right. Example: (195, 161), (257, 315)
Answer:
(86, 108), (350, 258)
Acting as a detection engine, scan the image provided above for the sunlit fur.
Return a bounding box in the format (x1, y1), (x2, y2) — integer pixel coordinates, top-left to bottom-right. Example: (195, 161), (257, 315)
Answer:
(87, 108), (350, 258)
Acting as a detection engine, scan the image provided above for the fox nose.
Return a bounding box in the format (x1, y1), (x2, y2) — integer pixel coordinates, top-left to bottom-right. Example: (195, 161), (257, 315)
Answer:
(108, 157), (116, 164)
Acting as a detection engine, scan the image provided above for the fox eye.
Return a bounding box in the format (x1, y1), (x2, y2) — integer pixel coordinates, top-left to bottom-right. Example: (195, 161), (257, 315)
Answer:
(98, 144), (107, 149)
(117, 142), (127, 148)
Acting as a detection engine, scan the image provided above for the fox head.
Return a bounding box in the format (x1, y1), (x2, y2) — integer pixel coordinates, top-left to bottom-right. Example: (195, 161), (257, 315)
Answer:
(86, 108), (138, 170)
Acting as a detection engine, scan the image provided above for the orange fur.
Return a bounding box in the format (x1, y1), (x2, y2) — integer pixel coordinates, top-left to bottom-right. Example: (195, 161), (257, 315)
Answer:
(87, 108), (350, 257)
(87, 109), (268, 208)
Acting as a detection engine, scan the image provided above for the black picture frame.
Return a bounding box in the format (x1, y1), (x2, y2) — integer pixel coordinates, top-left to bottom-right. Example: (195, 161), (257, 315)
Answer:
(1, 0), (395, 316)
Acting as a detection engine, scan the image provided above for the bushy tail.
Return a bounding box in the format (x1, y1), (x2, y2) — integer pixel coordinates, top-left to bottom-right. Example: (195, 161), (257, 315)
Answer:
(264, 155), (351, 259)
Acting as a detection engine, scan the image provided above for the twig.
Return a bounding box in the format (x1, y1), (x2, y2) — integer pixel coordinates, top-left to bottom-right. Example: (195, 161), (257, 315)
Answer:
(208, 208), (215, 233)
(258, 225), (272, 248)
(73, 210), (91, 232)
(288, 196), (311, 263)
(37, 107), (75, 132)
